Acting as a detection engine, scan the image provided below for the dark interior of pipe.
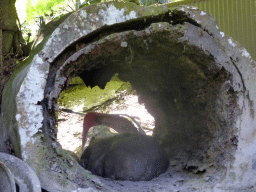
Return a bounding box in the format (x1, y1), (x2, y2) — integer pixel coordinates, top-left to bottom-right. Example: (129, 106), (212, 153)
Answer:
(74, 47), (238, 174)
(50, 40), (238, 177)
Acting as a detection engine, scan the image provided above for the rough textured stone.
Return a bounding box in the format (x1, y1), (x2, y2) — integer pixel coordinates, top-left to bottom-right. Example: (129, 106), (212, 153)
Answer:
(0, 152), (41, 191)
(0, 2), (256, 191)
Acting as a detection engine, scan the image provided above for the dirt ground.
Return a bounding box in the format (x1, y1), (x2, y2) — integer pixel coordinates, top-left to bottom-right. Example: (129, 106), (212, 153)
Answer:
(57, 94), (154, 152)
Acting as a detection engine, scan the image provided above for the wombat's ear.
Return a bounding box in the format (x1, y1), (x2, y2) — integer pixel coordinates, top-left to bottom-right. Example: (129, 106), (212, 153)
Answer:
(90, 136), (96, 144)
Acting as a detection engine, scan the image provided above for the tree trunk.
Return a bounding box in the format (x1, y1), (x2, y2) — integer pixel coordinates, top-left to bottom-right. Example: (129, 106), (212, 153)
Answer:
(0, 0), (27, 113)
(0, 7), (2, 68)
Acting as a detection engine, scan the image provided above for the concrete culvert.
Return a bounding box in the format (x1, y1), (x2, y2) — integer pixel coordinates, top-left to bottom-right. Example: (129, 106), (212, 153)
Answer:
(0, 2), (256, 192)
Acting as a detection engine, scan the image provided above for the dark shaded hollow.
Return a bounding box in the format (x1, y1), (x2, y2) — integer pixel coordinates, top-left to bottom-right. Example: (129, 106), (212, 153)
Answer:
(44, 23), (238, 180)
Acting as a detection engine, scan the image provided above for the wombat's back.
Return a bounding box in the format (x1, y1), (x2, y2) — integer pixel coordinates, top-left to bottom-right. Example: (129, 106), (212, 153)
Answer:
(80, 133), (169, 181)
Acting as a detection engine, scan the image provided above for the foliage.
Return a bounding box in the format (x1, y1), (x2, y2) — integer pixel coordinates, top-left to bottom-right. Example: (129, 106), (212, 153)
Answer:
(58, 74), (136, 113)
(26, 0), (67, 23)
(58, 78), (125, 111)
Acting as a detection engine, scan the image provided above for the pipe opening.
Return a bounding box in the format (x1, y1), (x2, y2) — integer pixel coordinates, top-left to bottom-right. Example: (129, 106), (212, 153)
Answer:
(44, 21), (240, 189)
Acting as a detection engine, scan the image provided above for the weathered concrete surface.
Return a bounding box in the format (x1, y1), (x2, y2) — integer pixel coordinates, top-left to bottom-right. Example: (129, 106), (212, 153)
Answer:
(0, 2), (256, 192)
(0, 152), (41, 191)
